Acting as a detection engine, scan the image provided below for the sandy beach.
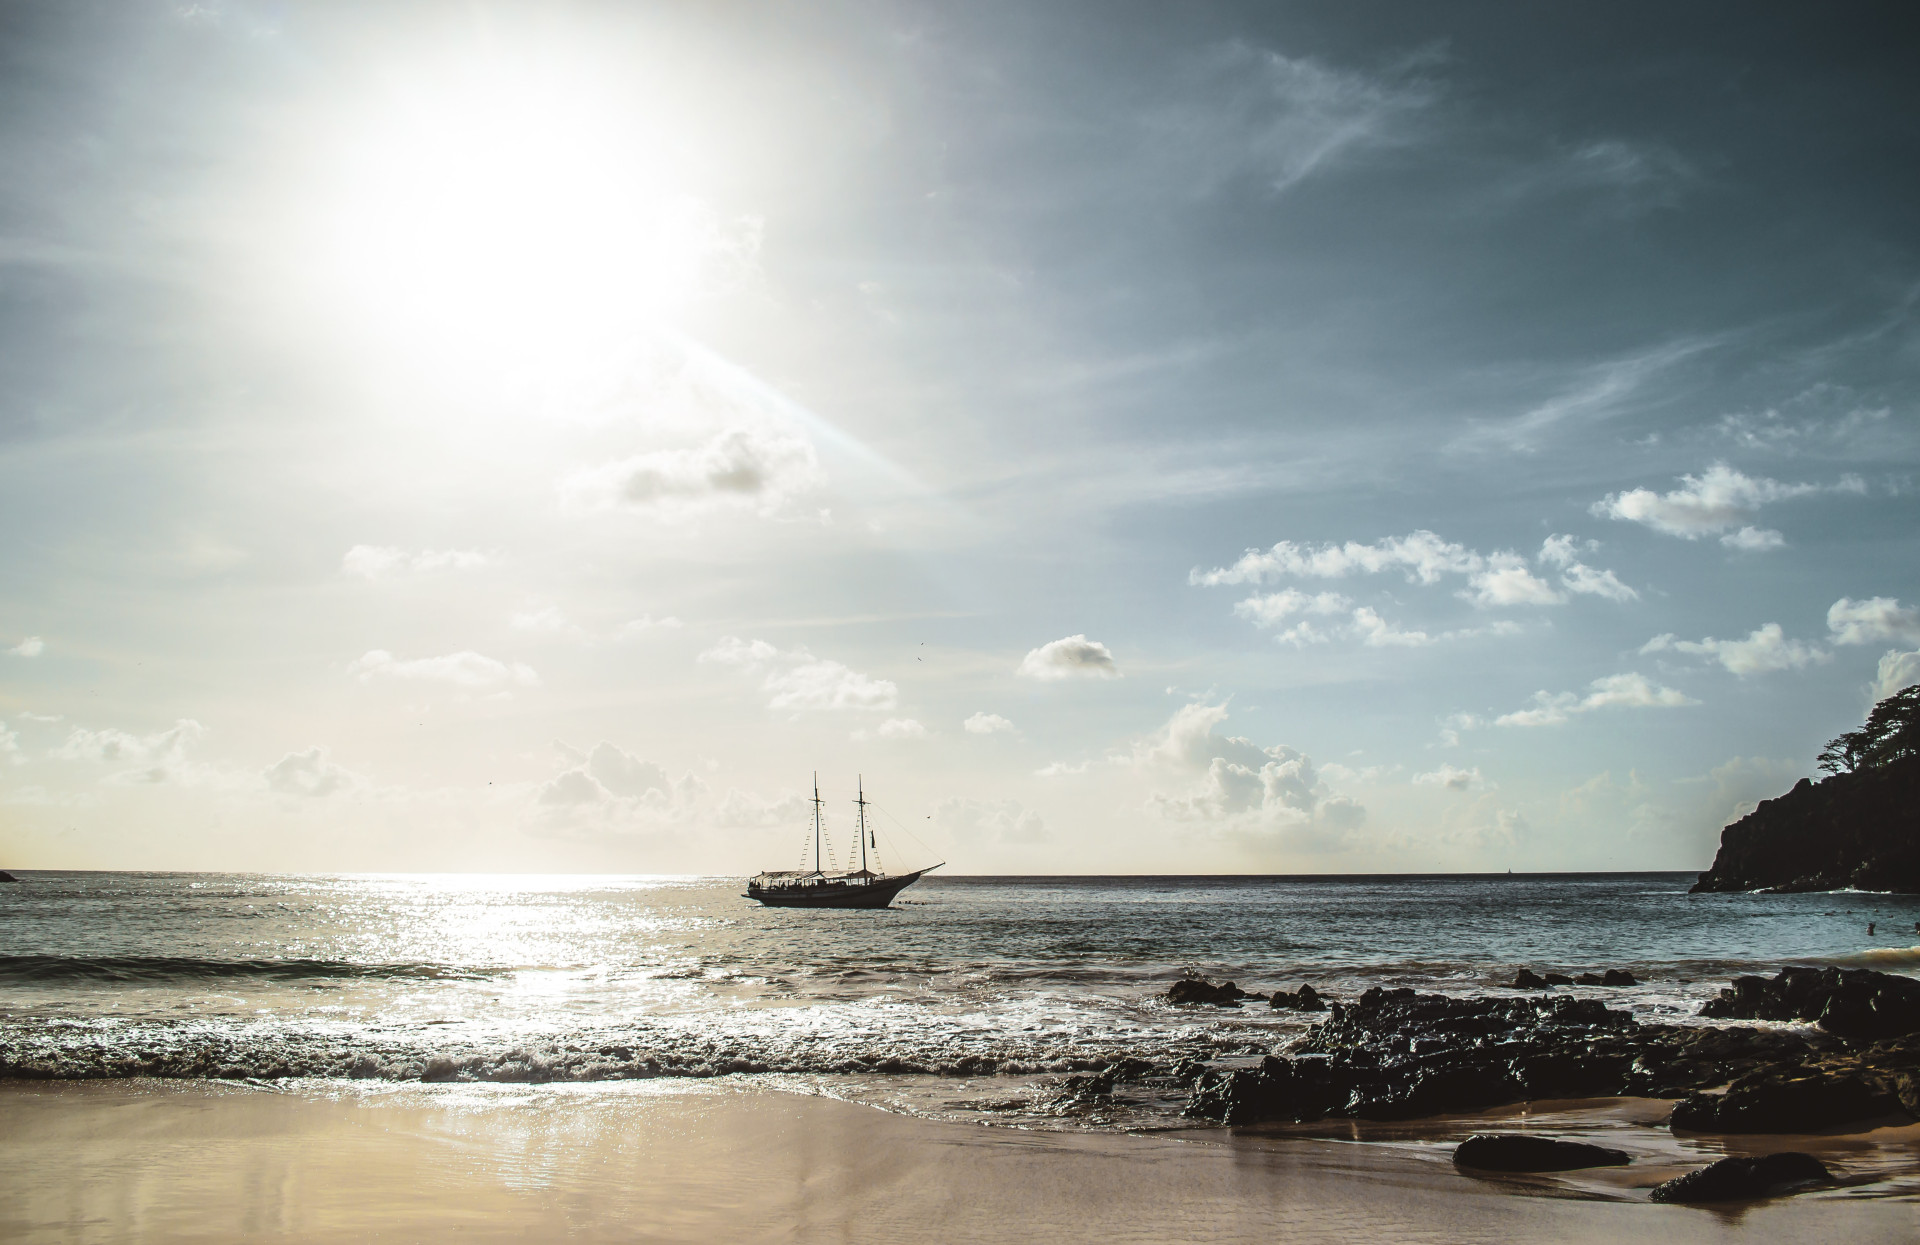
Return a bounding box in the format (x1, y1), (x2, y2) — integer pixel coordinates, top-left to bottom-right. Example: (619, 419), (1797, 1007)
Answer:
(3, 1079), (1915, 1244)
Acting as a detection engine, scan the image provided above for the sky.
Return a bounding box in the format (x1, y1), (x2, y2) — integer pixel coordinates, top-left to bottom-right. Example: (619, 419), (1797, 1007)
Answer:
(1, 1), (1917, 875)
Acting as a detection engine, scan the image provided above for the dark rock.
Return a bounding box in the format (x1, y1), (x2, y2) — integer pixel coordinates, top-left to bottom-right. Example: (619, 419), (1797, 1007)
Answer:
(1046, 1069), (1117, 1112)
(0, 870), (17, 882)
(1691, 756), (1920, 894)
(1270, 984), (1329, 1011)
(1603, 969), (1638, 987)
(1187, 987), (1638, 1126)
(1452, 1133), (1631, 1172)
(1179, 972), (1920, 1132)
(1543, 973), (1574, 986)
(1167, 1056), (1210, 1086)
(1511, 968), (1548, 990)
(1648, 1152), (1831, 1203)
(1699, 966), (1920, 1040)
(1670, 1069), (1912, 1133)
(1575, 973), (1605, 985)
(1167, 978), (1247, 1007)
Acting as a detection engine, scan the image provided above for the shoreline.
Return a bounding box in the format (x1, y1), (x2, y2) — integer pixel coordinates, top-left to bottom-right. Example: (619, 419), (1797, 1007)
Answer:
(3, 1079), (1915, 1243)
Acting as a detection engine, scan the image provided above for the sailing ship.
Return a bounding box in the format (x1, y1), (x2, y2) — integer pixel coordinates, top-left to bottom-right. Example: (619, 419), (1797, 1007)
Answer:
(745, 774), (939, 908)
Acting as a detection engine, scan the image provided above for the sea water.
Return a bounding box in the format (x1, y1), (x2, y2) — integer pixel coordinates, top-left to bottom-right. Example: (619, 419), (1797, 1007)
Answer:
(4, 872), (1917, 1127)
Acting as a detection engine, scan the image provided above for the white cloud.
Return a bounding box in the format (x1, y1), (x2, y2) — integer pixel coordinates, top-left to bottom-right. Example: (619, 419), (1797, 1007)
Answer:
(1196, 529), (1631, 612)
(699, 637), (898, 713)
(1827, 597), (1920, 647)
(1232, 588), (1351, 627)
(7, 636), (44, 657)
(1237, 596), (1527, 649)
(1873, 650), (1920, 700)
(264, 747), (362, 799)
(1465, 553), (1564, 607)
(1348, 607), (1432, 647)
(1138, 702), (1363, 840)
(1641, 624), (1829, 677)
(1017, 634), (1120, 681)
(963, 712), (1015, 735)
(561, 427), (820, 519)
(536, 742), (697, 816)
(510, 606), (586, 639)
(852, 717), (927, 742)
(1414, 764), (1488, 791)
(1496, 673), (1695, 727)
(342, 545), (487, 578)
(1590, 462), (1851, 542)
(615, 615), (683, 638)
(935, 796), (1048, 846)
(1537, 535), (1638, 601)
(710, 787), (810, 828)
(52, 718), (214, 785)
(1719, 526), (1785, 552)
(1193, 530), (1479, 587)
(348, 649), (540, 689)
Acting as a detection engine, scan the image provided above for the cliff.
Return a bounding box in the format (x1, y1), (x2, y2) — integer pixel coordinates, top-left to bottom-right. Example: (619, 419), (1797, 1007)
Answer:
(1692, 755), (1920, 893)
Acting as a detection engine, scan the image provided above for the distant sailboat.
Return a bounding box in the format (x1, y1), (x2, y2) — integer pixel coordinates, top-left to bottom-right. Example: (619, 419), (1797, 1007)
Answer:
(745, 775), (940, 909)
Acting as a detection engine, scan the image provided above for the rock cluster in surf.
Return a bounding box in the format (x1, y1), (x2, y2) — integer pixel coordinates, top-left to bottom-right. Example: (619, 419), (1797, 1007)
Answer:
(1184, 969), (1920, 1136)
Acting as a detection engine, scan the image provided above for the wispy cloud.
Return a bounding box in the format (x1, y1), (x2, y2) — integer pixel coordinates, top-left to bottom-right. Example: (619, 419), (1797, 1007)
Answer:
(699, 637), (898, 713)
(1453, 338), (1713, 453)
(1495, 673), (1695, 727)
(348, 650), (539, 689)
(342, 546), (488, 579)
(1147, 41), (1437, 198)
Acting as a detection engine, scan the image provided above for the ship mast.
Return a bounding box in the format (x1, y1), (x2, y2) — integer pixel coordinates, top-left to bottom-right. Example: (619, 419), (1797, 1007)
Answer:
(812, 772), (824, 874)
(855, 776), (870, 874)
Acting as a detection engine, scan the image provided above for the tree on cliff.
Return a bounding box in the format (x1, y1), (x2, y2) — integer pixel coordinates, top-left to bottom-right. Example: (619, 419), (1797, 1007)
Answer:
(1818, 683), (1920, 776)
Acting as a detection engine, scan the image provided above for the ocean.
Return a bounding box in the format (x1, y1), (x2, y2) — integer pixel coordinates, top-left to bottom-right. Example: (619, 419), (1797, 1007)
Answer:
(4, 871), (1918, 1130)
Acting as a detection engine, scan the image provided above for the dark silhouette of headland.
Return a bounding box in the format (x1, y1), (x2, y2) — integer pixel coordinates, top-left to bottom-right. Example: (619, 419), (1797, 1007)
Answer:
(1694, 685), (1920, 894)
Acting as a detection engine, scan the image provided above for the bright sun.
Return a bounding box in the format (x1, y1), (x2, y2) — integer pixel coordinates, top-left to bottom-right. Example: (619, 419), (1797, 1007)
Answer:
(321, 54), (723, 386)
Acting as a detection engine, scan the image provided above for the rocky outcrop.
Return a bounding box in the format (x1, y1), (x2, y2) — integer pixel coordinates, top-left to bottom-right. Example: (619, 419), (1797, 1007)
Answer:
(1648, 1153), (1830, 1203)
(1269, 984), (1328, 1011)
(1511, 968), (1635, 990)
(1166, 978), (1258, 1007)
(1188, 987), (1660, 1125)
(1670, 1068), (1907, 1133)
(1185, 973), (1920, 1131)
(1452, 1134), (1629, 1172)
(1692, 756), (1920, 893)
(1699, 966), (1920, 1040)
(0, 871), (18, 882)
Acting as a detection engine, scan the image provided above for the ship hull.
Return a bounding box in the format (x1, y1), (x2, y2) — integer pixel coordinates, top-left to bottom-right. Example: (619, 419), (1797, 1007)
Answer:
(745, 870), (927, 909)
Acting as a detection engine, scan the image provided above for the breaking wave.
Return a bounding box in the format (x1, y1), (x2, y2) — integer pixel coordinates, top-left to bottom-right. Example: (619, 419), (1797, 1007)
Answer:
(0, 955), (493, 985)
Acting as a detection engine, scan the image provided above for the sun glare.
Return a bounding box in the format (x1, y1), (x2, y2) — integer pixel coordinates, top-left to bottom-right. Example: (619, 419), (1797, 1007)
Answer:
(321, 55), (728, 389)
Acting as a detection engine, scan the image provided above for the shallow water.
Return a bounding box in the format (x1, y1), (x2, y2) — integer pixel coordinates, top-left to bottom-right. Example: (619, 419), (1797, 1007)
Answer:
(2, 871), (1917, 1126)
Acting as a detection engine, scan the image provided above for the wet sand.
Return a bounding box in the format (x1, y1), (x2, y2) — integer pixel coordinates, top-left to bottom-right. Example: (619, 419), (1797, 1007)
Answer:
(1, 1079), (1916, 1243)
